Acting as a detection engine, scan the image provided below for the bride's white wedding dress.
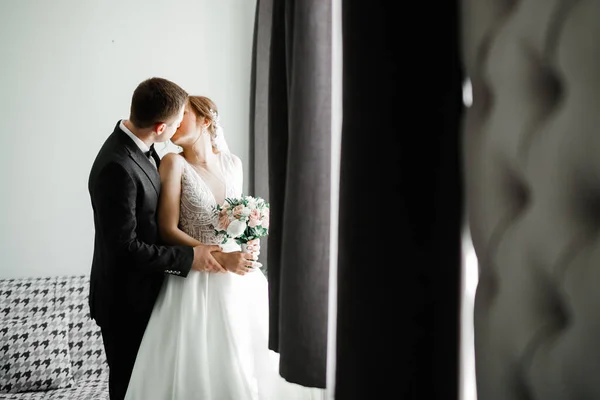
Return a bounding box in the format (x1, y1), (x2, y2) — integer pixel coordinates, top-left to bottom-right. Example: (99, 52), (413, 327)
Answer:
(125, 151), (324, 400)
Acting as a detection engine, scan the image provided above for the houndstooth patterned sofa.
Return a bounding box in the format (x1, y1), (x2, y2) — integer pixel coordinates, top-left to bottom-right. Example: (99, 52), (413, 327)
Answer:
(0, 275), (108, 399)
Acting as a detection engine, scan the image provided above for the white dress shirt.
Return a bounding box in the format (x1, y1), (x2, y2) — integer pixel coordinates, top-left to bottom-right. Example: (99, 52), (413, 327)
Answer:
(120, 120), (150, 153)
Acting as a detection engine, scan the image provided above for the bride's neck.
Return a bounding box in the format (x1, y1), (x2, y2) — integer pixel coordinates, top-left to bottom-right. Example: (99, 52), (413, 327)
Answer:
(182, 140), (217, 168)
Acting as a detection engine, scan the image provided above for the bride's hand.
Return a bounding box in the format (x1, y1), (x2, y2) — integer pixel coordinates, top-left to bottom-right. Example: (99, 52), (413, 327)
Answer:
(213, 251), (258, 275)
(245, 239), (260, 258)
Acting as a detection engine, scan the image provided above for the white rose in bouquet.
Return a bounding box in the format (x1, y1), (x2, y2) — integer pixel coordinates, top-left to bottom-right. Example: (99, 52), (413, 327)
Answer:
(226, 219), (247, 238)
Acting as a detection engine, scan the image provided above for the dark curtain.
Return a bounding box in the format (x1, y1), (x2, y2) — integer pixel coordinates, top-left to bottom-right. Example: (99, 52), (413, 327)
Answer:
(334, 1), (464, 399)
(251, 0), (332, 389)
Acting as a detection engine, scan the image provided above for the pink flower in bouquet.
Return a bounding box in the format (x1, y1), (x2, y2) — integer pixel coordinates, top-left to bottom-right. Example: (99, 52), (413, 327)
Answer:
(248, 209), (262, 228)
(261, 210), (270, 229)
(218, 211), (231, 229)
(232, 205), (245, 220)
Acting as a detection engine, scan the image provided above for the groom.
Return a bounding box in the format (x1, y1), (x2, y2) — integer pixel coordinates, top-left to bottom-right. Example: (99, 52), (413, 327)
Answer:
(87, 77), (224, 400)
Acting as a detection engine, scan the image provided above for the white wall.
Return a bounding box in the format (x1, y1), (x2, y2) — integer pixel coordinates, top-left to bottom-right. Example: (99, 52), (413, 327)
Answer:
(0, 0), (257, 279)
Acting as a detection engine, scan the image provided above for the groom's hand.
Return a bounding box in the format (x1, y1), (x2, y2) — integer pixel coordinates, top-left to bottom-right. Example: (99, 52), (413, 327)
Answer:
(191, 245), (226, 272)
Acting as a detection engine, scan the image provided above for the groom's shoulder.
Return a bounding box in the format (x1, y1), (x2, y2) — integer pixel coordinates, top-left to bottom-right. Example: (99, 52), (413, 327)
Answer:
(95, 129), (130, 161)
(90, 135), (131, 175)
(92, 143), (129, 169)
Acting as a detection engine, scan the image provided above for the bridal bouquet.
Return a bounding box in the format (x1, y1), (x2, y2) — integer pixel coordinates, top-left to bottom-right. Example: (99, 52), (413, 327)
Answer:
(213, 195), (270, 251)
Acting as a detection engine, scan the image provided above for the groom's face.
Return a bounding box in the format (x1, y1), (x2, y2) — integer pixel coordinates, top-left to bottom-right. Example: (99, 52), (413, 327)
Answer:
(156, 105), (185, 142)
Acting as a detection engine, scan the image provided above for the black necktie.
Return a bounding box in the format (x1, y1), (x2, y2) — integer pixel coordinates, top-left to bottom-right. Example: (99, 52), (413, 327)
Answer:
(145, 145), (158, 168)
(144, 145), (156, 159)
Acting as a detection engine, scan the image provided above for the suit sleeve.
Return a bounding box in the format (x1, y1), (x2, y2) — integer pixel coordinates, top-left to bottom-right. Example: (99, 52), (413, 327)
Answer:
(92, 162), (193, 277)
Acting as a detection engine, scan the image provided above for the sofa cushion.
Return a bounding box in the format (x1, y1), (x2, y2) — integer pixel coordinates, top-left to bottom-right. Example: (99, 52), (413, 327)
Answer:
(0, 377), (108, 399)
(0, 311), (75, 394)
(0, 277), (57, 320)
(56, 276), (107, 382)
(46, 377), (108, 399)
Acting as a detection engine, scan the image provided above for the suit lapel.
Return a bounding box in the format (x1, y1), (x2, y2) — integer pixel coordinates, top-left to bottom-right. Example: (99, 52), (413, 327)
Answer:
(128, 150), (160, 195)
(112, 124), (161, 195)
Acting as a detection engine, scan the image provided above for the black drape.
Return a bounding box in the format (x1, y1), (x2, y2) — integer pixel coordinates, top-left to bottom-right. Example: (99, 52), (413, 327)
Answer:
(335, 0), (464, 398)
(262, 0), (332, 388)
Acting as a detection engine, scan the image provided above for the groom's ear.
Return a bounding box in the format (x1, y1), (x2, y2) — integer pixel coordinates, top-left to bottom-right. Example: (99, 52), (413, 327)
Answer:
(154, 122), (167, 136)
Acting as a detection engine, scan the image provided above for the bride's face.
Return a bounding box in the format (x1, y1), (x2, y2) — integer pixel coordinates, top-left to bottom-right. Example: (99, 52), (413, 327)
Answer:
(172, 104), (201, 142)
(171, 104), (197, 145)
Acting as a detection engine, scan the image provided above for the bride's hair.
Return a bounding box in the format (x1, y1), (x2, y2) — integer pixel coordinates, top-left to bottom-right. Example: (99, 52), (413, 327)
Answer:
(188, 96), (221, 153)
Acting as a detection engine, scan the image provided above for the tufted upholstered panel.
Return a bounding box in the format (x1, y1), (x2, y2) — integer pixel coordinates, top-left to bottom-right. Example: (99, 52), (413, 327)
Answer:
(461, 0), (600, 398)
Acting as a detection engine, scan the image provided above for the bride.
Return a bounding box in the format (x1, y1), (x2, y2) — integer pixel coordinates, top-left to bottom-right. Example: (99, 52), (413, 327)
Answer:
(124, 96), (323, 400)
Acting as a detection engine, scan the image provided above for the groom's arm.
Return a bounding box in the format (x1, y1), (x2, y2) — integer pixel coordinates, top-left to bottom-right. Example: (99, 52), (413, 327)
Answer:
(92, 161), (193, 276)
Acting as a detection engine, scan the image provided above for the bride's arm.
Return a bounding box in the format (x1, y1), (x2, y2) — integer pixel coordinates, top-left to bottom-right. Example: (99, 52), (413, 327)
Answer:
(158, 153), (206, 247)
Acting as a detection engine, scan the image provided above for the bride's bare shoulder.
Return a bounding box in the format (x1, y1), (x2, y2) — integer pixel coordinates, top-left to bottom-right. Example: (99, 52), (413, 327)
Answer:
(159, 152), (185, 174)
(162, 151), (185, 164)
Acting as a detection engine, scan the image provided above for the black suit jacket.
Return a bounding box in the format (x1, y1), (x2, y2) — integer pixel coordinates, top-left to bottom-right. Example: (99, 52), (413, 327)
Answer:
(88, 122), (193, 328)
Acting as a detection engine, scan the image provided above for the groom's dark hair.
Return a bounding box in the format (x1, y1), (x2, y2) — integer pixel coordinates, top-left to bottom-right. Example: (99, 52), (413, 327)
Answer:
(129, 77), (188, 129)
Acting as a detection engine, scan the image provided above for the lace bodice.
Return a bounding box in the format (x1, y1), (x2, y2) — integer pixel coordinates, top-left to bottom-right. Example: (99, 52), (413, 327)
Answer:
(178, 152), (241, 245)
